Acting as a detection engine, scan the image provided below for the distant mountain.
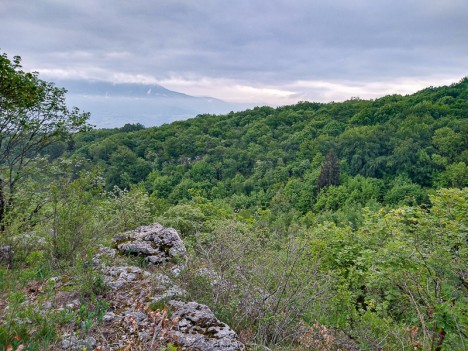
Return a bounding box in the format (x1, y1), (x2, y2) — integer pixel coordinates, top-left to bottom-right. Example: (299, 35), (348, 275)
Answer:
(54, 80), (253, 128)
(57, 80), (196, 99)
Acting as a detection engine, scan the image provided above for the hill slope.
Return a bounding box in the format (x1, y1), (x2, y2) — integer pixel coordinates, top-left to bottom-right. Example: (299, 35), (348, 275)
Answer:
(3, 77), (467, 351)
(63, 77), (468, 217)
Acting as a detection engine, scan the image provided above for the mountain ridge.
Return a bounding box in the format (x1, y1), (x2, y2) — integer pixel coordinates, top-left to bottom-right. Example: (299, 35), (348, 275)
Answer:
(54, 79), (253, 128)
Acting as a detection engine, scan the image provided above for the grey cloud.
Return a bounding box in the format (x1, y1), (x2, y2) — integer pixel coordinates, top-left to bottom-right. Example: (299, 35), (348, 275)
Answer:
(1, 0), (467, 89)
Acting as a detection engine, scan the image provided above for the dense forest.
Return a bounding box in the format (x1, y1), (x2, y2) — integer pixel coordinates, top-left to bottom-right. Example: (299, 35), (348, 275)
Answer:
(61, 77), (467, 222)
(1, 52), (467, 350)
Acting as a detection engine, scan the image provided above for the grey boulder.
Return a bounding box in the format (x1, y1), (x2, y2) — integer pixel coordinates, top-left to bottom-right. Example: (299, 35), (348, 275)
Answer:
(169, 300), (245, 351)
(114, 223), (187, 271)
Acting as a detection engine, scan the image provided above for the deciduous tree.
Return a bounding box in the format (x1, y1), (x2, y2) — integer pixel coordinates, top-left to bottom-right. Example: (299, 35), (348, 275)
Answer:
(0, 53), (90, 232)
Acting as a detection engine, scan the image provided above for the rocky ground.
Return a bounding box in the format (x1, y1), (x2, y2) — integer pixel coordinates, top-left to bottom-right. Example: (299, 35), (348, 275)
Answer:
(1, 223), (362, 351)
(58, 223), (246, 351)
(0, 224), (245, 351)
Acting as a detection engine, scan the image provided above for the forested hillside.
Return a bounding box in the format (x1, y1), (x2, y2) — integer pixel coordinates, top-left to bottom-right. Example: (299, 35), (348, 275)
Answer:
(1, 54), (467, 351)
(61, 78), (468, 223)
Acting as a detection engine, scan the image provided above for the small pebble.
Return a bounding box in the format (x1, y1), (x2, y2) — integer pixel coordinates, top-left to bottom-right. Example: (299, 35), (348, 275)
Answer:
(103, 312), (115, 323)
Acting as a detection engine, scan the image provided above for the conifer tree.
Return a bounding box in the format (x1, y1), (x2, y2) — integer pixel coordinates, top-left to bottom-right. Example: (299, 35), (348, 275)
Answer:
(317, 149), (340, 191)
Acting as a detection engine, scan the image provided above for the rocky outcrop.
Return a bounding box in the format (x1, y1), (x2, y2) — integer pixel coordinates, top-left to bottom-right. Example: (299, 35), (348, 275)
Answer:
(114, 223), (187, 274)
(63, 223), (246, 351)
(169, 300), (246, 351)
(103, 265), (151, 290)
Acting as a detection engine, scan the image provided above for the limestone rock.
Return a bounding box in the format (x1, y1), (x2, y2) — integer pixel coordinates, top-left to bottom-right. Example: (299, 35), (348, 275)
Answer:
(150, 272), (187, 303)
(169, 300), (246, 351)
(114, 223), (187, 271)
(102, 312), (115, 323)
(103, 265), (150, 290)
(67, 224), (246, 351)
(61, 335), (96, 350)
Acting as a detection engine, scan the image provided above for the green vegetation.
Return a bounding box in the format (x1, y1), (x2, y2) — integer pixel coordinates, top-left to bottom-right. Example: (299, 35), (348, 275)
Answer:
(0, 53), (90, 233)
(1, 52), (467, 350)
(63, 77), (467, 219)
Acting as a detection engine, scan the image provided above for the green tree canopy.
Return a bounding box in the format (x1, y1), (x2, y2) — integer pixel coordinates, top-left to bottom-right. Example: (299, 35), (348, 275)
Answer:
(0, 53), (90, 231)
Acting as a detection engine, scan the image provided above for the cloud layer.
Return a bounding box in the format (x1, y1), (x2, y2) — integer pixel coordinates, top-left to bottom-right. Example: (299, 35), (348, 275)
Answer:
(2, 0), (467, 105)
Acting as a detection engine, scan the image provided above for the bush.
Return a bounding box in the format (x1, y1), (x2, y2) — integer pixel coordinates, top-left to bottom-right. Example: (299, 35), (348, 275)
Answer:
(184, 219), (332, 347)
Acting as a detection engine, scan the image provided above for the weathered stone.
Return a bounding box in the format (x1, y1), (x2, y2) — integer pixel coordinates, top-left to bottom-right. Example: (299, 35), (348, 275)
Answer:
(61, 335), (78, 349)
(124, 310), (147, 322)
(78, 224), (245, 351)
(169, 300), (245, 351)
(103, 265), (150, 290)
(151, 273), (187, 303)
(61, 335), (96, 350)
(114, 223), (187, 271)
(103, 312), (115, 323)
(119, 241), (157, 255)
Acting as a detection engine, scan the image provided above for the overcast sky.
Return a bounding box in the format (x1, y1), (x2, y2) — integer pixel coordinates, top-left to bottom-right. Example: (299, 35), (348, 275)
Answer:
(2, 0), (468, 105)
